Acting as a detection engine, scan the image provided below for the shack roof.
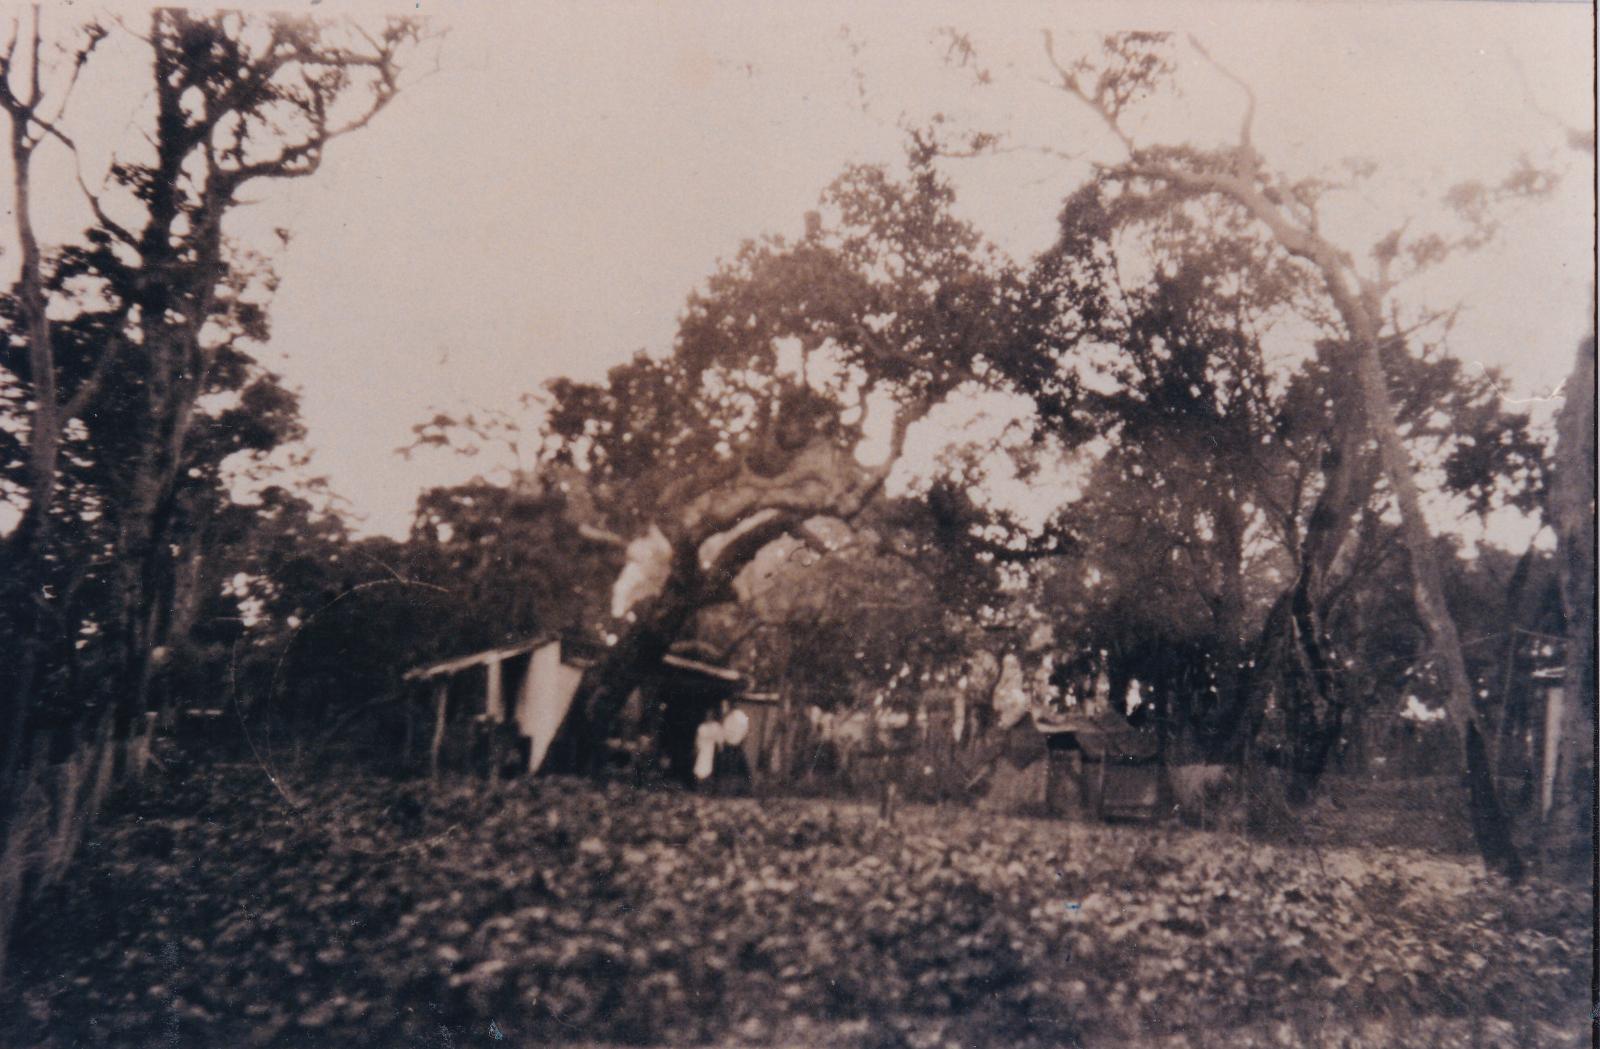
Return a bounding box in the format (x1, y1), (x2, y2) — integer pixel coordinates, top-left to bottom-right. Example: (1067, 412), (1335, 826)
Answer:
(403, 634), (558, 682)
(1033, 714), (1160, 763)
(661, 653), (743, 683)
(1071, 730), (1161, 763)
(1032, 713), (1103, 735)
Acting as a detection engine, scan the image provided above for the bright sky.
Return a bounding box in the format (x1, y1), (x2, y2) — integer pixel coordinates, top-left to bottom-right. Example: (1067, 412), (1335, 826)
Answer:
(6, 0), (1595, 541)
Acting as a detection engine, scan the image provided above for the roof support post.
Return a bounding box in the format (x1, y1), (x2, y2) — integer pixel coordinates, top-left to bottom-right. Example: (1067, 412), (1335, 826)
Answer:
(430, 679), (449, 781)
(485, 657), (504, 722)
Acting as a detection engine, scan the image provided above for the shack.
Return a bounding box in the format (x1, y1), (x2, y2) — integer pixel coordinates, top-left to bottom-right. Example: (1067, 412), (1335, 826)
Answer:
(648, 652), (747, 785)
(403, 633), (599, 777)
(1037, 715), (1163, 821)
(402, 635), (747, 781)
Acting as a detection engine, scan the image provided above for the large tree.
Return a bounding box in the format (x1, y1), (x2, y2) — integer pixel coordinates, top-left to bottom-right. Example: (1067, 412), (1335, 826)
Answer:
(1016, 169), (1546, 806)
(516, 159), (1041, 768)
(0, 9), (426, 782)
(975, 29), (1557, 877)
(1546, 328), (1595, 872)
(0, 9), (429, 975)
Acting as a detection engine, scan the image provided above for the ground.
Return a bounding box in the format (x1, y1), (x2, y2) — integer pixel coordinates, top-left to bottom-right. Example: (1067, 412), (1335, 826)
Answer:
(5, 764), (1591, 1049)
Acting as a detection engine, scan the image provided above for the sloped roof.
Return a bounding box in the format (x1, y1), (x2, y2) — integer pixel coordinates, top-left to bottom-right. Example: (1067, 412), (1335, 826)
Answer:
(403, 634), (557, 682)
(661, 653), (743, 683)
(1032, 713), (1103, 735)
(1029, 712), (1160, 762)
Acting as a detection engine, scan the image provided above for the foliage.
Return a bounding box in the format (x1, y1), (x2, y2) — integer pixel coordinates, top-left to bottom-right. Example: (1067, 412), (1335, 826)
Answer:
(999, 78), (1552, 790)
(0, 9), (431, 789)
(7, 766), (1588, 1048)
(405, 480), (616, 648)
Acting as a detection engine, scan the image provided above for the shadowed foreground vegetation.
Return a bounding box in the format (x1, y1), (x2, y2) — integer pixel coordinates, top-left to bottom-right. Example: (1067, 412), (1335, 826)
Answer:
(7, 765), (1589, 1049)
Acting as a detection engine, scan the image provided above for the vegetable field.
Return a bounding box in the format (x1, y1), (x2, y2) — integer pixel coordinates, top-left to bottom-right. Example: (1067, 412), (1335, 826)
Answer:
(7, 766), (1590, 1049)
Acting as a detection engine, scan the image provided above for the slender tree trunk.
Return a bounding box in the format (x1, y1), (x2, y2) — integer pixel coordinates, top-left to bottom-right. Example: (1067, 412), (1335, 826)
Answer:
(0, 28), (62, 840)
(1238, 184), (1522, 874)
(1347, 310), (1523, 879)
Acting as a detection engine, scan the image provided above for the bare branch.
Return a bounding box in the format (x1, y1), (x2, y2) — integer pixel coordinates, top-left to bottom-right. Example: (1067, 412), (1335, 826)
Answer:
(1043, 28), (1136, 155)
(45, 19), (107, 128)
(1185, 34), (1256, 159)
(28, 115), (139, 247)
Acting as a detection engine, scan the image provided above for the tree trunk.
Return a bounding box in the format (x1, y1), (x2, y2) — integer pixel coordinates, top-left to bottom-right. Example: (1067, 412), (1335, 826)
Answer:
(574, 505), (823, 774)
(1547, 333), (1595, 874)
(1092, 116), (1528, 874)
(0, 29), (62, 840)
(574, 566), (704, 775)
(1347, 316), (1523, 879)
(1209, 157), (1523, 874)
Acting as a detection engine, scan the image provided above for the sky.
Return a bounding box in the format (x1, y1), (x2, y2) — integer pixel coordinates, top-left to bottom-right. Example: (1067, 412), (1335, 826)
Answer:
(6, 0), (1595, 541)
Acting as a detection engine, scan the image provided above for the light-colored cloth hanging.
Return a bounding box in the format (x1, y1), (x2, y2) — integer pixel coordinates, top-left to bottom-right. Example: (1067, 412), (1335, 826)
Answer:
(694, 719), (724, 781)
(722, 707), (750, 747)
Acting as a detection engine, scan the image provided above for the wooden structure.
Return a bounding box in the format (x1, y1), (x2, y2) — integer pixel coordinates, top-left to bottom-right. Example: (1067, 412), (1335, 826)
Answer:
(650, 653), (747, 784)
(729, 691), (782, 776)
(402, 636), (749, 781)
(1037, 715), (1163, 821)
(974, 716), (1052, 814)
(1532, 666), (1568, 819)
(404, 634), (600, 777)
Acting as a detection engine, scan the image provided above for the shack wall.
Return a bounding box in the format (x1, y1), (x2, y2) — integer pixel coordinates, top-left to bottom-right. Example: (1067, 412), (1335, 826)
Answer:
(518, 641), (586, 773)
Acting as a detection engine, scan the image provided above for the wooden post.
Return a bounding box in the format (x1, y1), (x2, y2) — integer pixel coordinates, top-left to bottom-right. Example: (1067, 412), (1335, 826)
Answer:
(429, 679), (449, 781)
(483, 659), (505, 783)
(1096, 757), (1107, 822)
(485, 658), (504, 722)
(1540, 682), (1564, 819)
